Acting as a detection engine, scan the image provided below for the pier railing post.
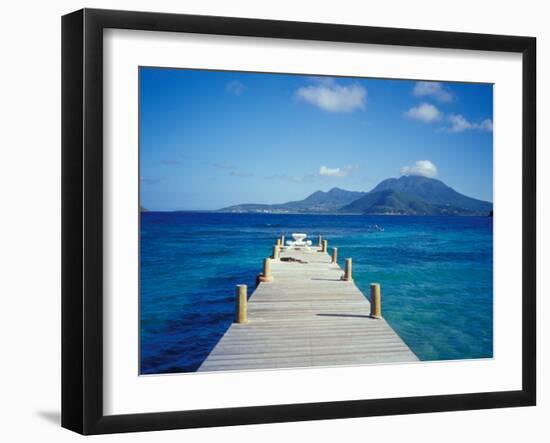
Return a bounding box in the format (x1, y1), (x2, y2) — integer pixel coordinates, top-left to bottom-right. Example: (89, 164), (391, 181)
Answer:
(342, 258), (353, 281)
(235, 284), (248, 323)
(257, 257), (274, 283)
(272, 245), (280, 260)
(281, 235), (285, 247)
(318, 235), (322, 247)
(322, 239), (328, 253)
(370, 283), (382, 319)
(332, 247), (338, 264)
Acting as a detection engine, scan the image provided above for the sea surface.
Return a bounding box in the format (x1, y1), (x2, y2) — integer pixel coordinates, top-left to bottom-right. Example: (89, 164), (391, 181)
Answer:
(140, 212), (493, 374)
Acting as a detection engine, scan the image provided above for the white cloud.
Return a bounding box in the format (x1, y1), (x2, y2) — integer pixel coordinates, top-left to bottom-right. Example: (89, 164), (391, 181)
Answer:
(319, 165), (357, 178)
(447, 114), (471, 132)
(447, 114), (493, 133)
(404, 103), (442, 123)
(478, 118), (493, 132)
(413, 81), (454, 102)
(296, 82), (366, 113)
(320, 166), (345, 177)
(226, 80), (246, 95)
(400, 160), (438, 178)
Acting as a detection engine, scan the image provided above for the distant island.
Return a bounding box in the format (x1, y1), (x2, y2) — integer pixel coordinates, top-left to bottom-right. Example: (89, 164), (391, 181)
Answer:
(219, 176), (492, 216)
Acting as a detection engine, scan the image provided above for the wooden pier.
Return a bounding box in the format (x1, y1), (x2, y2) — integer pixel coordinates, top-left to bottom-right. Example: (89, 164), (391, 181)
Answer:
(198, 237), (418, 372)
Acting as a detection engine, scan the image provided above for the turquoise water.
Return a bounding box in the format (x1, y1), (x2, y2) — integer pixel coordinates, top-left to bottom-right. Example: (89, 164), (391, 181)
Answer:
(140, 212), (493, 374)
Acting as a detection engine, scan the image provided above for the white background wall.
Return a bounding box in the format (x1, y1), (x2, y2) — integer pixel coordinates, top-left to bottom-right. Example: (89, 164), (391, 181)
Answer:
(0, 0), (546, 441)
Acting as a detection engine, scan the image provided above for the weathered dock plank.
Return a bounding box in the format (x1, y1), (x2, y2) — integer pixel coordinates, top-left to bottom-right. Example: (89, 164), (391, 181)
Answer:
(198, 243), (418, 372)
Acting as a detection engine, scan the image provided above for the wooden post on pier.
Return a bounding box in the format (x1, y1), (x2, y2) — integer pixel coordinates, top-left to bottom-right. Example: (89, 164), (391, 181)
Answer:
(318, 235), (322, 247)
(272, 245), (280, 260)
(322, 239), (328, 253)
(370, 283), (382, 319)
(235, 284), (248, 323)
(276, 238), (281, 247)
(342, 258), (353, 281)
(258, 258), (274, 283)
(332, 247), (338, 264)
(281, 235), (285, 247)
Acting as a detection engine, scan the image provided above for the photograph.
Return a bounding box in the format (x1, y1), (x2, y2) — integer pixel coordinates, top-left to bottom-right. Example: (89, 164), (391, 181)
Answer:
(139, 68), (494, 375)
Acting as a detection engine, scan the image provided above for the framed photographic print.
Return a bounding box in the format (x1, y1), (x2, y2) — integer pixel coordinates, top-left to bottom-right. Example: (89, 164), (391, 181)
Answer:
(61, 8), (536, 435)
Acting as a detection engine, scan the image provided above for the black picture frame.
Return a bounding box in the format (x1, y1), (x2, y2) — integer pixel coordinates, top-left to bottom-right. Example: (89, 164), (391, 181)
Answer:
(62, 8), (536, 435)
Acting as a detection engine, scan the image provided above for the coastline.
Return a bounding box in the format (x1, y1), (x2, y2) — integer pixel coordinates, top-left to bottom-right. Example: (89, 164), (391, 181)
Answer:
(143, 209), (493, 217)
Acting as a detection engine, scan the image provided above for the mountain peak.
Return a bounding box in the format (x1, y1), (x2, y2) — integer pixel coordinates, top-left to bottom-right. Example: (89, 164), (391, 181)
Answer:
(345, 175), (492, 215)
(300, 187), (367, 208)
(398, 174), (444, 184)
(371, 175), (449, 194)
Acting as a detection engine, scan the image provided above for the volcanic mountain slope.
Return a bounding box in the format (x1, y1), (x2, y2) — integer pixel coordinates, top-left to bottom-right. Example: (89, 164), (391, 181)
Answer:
(339, 176), (492, 215)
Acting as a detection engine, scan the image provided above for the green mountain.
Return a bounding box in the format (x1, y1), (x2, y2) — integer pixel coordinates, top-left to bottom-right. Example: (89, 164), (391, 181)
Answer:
(219, 176), (492, 216)
(339, 189), (435, 215)
(340, 176), (491, 215)
(369, 176), (492, 213)
(281, 187), (366, 212)
(220, 187), (366, 213)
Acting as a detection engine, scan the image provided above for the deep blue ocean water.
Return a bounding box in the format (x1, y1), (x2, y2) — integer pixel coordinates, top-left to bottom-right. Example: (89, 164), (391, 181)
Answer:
(140, 212), (493, 374)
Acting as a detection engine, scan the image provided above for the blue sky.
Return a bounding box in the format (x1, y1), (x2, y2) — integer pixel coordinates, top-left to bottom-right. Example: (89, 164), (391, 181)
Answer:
(140, 68), (493, 211)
